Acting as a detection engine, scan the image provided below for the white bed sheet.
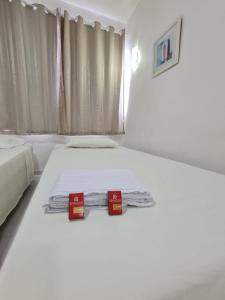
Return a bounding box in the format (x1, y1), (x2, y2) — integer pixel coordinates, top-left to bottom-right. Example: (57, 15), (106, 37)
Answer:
(0, 146), (225, 300)
(0, 144), (34, 225)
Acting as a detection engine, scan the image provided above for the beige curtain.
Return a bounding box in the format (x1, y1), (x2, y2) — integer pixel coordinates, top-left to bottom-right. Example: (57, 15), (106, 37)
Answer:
(0, 0), (58, 134)
(61, 12), (125, 135)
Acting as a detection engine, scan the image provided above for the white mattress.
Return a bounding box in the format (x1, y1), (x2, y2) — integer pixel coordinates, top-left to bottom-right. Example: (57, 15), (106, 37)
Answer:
(0, 144), (34, 225)
(0, 146), (225, 300)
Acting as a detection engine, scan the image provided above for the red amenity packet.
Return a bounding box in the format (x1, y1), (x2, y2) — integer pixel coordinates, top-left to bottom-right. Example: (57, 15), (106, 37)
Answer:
(68, 193), (84, 220)
(108, 191), (123, 216)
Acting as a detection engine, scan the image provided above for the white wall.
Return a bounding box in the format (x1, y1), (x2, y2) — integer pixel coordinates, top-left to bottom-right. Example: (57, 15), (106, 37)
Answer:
(26, 0), (124, 32)
(123, 0), (225, 174)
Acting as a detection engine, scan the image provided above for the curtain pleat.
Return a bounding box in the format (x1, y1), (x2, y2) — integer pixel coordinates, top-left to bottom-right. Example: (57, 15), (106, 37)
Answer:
(63, 10), (71, 133)
(56, 9), (64, 134)
(76, 16), (88, 134)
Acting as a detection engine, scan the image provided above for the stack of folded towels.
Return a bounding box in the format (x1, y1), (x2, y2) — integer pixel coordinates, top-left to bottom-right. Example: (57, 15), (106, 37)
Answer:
(45, 169), (154, 213)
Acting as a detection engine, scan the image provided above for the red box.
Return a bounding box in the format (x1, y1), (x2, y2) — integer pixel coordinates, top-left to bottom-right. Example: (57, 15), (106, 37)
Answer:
(68, 193), (84, 220)
(108, 191), (122, 216)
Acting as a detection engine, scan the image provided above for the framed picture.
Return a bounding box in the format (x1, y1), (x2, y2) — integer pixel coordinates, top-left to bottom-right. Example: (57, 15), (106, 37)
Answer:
(153, 18), (182, 77)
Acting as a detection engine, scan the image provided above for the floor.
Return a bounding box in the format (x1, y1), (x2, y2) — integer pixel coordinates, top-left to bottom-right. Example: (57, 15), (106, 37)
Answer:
(0, 175), (40, 268)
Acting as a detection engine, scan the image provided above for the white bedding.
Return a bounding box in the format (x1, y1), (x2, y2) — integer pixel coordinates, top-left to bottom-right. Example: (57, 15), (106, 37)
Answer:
(0, 146), (225, 300)
(0, 144), (34, 225)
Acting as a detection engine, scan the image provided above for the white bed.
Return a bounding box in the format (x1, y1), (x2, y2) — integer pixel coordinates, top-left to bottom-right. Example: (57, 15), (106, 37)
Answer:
(0, 144), (34, 226)
(0, 146), (225, 300)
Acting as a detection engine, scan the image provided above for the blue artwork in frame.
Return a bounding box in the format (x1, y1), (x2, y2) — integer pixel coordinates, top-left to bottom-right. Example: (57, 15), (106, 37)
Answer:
(153, 18), (182, 77)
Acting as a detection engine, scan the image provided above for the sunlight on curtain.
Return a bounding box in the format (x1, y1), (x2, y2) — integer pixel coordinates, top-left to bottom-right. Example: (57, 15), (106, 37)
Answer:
(0, 1), (125, 135)
(61, 12), (125, 135)
(0, 0), (58, 134)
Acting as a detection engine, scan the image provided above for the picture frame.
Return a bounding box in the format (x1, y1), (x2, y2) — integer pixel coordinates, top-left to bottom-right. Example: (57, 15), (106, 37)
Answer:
(153, 18), (182, 78)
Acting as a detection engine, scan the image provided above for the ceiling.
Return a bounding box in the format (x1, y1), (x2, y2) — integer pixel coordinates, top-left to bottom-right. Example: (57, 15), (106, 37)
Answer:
(61, 0), (141, 22)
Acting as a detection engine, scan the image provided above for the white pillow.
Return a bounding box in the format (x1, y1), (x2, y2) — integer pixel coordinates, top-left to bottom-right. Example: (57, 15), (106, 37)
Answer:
(66, 136), (118, 148)
(0, 136), (25, 149)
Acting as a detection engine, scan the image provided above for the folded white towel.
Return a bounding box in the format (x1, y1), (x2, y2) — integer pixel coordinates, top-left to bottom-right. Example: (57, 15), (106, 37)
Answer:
(45, 169), (154, 213)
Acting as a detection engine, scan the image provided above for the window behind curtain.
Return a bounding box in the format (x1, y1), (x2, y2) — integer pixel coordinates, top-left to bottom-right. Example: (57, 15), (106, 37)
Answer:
(0, 1), (125, 135)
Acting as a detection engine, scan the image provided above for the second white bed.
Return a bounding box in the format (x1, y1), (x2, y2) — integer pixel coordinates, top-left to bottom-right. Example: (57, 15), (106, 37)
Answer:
(0, 144), (34, 225)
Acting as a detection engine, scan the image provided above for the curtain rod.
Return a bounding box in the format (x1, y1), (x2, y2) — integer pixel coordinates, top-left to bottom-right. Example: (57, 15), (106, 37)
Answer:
(8, 0), (124, 34)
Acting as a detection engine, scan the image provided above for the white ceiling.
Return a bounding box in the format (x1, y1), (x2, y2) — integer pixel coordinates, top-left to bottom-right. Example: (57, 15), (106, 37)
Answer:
(61, 0), (141, 22)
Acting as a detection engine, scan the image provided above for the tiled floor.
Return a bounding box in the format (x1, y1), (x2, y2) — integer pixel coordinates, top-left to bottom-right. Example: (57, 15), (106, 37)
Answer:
(0, 175), (40, 268)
